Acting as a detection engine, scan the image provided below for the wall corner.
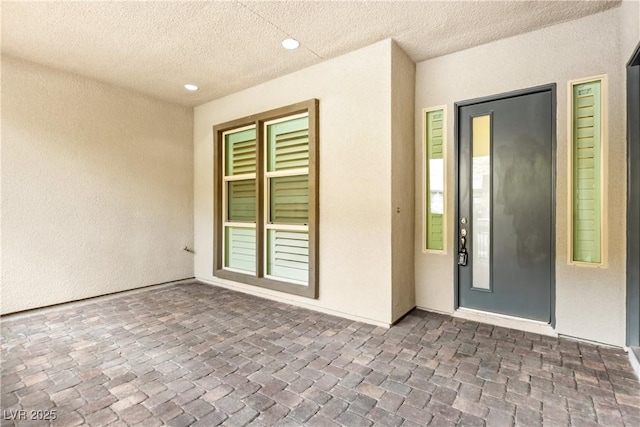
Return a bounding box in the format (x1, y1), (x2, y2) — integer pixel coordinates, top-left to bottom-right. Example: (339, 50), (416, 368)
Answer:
(390, 41), (417, 322)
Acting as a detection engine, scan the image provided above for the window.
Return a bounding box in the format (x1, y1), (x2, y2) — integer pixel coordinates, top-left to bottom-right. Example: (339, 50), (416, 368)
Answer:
(423, 106), (446, 252)
(213, 99), (319, 297)
(223, 126), (257, 273)
(568, 76), (607, 266)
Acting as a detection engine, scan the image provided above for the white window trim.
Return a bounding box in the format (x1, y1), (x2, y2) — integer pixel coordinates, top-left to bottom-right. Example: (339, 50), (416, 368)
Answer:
(265, 112), (309, 125)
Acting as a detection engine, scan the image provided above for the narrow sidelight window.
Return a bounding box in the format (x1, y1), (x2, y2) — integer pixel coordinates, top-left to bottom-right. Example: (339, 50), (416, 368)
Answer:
(570, 77), (605, 265)
(471, 115), (491, 289)
(424, 107), (446, 252)
(214, 100), (319, 297)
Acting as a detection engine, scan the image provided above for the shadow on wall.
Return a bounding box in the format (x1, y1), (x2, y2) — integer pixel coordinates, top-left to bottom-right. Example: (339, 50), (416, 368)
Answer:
(495, 135), (551, 269)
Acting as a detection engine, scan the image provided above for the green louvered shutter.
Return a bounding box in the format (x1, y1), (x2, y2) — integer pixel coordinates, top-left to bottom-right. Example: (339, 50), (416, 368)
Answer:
(226, 128), (256, 175)
(224, 127), (257, 273)
(267, 116), (309, 171)
(265, 115), (310, 284)
(267, 230), (309, 283)
(270, 176), (309, 225)
(573, 81), (602, 263)
(228, 180), (256, 222)
(225, 227), (256, 273)
(426, 109), (445, 251)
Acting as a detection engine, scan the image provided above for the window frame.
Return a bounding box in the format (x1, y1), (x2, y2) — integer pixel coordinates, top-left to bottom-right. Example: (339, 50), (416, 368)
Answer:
(422, 105), (448, 254)
(213, 99), (319, 298)
(263, 113), (310, 286)
(567, 75), (608, 267)
(221, 124), (257, 275)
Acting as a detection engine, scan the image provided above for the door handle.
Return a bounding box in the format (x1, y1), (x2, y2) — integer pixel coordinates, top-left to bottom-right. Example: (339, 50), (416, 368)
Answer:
(458, 231), (468, 266)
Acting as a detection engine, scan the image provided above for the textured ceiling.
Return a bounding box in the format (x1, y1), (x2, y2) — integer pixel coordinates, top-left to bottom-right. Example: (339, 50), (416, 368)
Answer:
(2, 0), (621, 107)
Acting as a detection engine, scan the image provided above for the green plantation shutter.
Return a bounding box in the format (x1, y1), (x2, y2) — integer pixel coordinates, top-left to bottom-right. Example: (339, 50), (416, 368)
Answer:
(224, 127), (257, 223)
(228, 180), (256, 222)
(225, 227), (256, 273)
(226, 128), (256, 175)
(270, 176), (309, 224)
(267, 230), (309, 282)
(573, 81), (602, 263)
(426, 109), (444, 251)
(265, 114), (310, 284)
(224, 127), (257, 274)
(267, 116), (309, 172)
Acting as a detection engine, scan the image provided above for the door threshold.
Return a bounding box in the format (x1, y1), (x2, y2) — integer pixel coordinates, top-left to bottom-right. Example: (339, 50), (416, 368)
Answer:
(454, 307), (557, 337)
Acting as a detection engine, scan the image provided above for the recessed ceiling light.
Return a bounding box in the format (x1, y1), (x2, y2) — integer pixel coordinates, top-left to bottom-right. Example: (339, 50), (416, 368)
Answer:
(282, 38), (300, 50)
(184, 84), (198, 91)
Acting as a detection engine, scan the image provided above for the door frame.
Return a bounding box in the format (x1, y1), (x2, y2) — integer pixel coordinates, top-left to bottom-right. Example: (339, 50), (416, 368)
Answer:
(627, 42), (640, 347)
(453, 84), (557, 326)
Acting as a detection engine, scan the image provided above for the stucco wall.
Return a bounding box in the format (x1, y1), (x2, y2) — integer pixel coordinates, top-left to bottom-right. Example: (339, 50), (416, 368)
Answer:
(1, 57), (194, 314)
(621, 0), (640, 62)
(414, 5), (638, 346)
(391, 42), (417, 322)
(194, 41), (395, 325)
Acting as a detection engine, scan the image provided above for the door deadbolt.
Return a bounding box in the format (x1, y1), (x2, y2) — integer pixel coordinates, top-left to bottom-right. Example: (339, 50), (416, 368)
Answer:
(460, 217), (467, 225)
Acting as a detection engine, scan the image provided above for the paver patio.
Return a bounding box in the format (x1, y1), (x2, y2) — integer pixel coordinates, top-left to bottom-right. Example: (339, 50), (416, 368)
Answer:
(1, 282), (639, 426)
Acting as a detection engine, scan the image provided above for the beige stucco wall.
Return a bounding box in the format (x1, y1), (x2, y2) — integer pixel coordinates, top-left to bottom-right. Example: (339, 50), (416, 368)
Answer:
(1, 57), (194, 314)
(415, 5), (639, 346)
(194, 40), (398, 325)
(391, 42), (417, 322)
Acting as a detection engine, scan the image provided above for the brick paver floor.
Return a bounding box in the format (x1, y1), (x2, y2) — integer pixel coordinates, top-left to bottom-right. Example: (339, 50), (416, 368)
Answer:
(2, 282), (640, 426)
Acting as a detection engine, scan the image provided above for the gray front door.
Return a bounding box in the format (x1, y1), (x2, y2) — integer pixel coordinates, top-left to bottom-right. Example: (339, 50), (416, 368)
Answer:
(456, 86), (555, 322)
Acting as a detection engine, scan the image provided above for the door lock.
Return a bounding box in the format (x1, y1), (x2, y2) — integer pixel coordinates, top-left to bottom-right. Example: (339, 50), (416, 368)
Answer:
(458, 234), (468, 266)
